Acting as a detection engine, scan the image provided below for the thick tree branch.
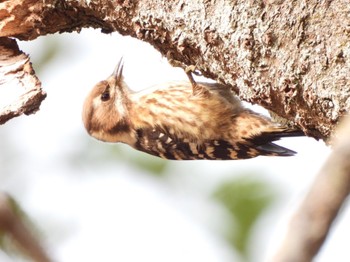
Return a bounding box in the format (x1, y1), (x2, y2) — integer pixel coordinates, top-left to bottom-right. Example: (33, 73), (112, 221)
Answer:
(1, 0), (349, 140)
(271, 115), (350, 262)
(0, 37), (46, 124)
(1, 1), (349, 260)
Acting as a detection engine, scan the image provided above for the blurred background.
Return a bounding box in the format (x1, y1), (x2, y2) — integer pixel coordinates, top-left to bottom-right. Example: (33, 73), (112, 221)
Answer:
(0, 30), (346, 262)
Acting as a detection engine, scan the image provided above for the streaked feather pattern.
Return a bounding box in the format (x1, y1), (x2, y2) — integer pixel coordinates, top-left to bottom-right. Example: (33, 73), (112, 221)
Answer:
(82, 60), (303, 160)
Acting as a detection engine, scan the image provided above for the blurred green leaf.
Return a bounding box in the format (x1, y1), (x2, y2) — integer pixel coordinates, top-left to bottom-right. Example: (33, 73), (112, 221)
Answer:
(129, 153), (168, 176)
(213, 175), (276, 260)
(26, 36), (64, 74)
(69, 138), (169, 177)
(101, 142), (169, 176)
(105, 144), (169, 176)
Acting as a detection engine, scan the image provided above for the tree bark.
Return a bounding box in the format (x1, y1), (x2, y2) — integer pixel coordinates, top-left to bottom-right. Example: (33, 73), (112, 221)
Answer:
(1, 1), (350, 261)
(0, 37), (46, 124)
(1, 0), (349, 140)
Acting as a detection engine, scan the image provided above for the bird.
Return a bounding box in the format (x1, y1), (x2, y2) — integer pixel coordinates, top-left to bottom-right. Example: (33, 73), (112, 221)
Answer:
(82, 58), (303, 160)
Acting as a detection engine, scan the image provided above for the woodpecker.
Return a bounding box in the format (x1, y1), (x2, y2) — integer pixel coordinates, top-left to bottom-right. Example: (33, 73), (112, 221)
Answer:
(82, 59), (303, 160)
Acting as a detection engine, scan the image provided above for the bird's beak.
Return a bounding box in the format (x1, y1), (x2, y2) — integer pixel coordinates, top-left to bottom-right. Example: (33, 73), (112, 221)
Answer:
(111, 57), (124, 83)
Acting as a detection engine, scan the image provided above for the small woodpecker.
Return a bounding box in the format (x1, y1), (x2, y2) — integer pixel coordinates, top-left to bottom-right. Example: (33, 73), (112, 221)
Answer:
(82, 59), (303, 160)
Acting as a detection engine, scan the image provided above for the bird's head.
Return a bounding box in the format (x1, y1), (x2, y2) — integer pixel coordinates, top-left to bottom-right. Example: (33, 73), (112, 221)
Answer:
(82, 58), (132, 143)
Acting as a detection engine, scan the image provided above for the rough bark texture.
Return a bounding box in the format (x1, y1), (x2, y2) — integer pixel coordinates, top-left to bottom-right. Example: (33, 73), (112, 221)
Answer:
(1, 1), (350, 261)
(1, 0), (349, 140)
(0, 37), (46, 124)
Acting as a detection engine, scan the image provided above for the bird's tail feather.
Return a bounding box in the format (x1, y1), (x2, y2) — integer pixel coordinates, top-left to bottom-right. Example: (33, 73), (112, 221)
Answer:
(256, 143), (297, 156)
(250, 128), (304, 157)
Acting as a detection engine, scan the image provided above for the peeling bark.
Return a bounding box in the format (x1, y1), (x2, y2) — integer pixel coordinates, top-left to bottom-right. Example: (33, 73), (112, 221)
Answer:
(1, 0), (349, 140)
(0, 37), (46, 124)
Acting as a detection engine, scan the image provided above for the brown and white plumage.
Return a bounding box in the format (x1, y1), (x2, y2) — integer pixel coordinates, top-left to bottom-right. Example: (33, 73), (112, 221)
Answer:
(82, 59), (303, 160)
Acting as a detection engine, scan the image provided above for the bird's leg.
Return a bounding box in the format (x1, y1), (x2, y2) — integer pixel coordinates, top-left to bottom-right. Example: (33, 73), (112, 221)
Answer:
(185, 65), (199, 92)
(166, 51), (205, 95)
(185, 65), (209, 96)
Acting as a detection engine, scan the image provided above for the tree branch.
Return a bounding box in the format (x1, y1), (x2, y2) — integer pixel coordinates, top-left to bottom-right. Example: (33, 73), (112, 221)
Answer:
(1, 1), (350, 260)
(0, 37), (46, 124)
(0, 193), (52, 262)
(271, 115), (350, 262)
(1, 0), (349, 138)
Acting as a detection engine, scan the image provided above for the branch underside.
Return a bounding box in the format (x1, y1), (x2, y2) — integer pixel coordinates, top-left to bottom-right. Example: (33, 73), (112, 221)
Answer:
(1, 0), (349, 138)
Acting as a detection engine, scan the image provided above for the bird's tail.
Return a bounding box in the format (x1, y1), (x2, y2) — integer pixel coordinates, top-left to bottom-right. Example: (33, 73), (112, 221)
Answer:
(249, 128), (305, 157)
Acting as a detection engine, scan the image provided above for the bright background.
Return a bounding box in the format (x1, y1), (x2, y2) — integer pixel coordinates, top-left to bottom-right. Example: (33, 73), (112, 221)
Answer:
(0, 30), (347, 262)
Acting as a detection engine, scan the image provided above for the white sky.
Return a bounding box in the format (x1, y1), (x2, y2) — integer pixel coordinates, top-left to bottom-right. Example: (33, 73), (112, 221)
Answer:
(0, 29), (347, 262)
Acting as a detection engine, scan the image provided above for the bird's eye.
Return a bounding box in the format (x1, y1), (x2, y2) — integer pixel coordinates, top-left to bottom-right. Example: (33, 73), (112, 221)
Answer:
(101, 91), (110, 101)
